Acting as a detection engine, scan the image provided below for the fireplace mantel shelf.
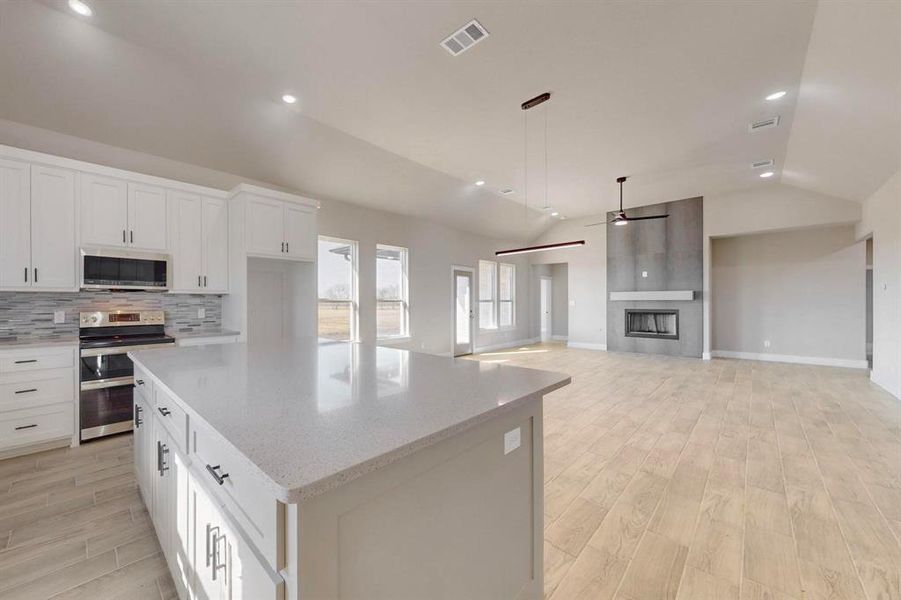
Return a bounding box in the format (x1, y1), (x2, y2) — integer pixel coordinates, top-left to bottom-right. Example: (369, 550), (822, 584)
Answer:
(609, 290), (695, 302)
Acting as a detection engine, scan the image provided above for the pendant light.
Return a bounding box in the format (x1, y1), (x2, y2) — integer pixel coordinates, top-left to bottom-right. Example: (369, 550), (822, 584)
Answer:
(496, 92), (584, 257)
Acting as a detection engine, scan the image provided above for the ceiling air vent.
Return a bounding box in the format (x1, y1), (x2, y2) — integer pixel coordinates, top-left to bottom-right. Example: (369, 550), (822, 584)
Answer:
(748, 116), (781, 132)
(499, 188), (515, 195)
(441, 19), (489, 56)
(751, 159), (775, 169)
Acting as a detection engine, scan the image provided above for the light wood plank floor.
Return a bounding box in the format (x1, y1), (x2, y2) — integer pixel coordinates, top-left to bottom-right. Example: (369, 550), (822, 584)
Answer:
(468, 343), (901, 600)
(0, 344), (898, 599)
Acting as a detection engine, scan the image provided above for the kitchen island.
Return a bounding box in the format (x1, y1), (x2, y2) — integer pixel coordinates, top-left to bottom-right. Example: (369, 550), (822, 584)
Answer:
(130, 337), (570, 600)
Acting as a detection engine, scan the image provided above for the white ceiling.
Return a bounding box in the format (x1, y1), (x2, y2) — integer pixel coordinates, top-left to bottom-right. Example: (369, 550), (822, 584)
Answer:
(1, 1), (896, 240)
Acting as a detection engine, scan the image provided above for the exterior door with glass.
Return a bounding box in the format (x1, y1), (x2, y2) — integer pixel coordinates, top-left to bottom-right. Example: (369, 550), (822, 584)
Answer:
(453, 269), (474, 356)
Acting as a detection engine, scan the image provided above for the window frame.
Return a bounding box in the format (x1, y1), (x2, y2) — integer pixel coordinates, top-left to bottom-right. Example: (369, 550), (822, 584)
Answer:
(317, 235), (359, 342)
(376, 243), (410, 340)
(479, 260), (516, 331)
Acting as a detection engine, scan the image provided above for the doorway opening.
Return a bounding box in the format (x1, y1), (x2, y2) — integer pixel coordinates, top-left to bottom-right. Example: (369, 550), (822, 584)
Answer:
(866, 237), (873, 369)
(533, 263), (568, 343)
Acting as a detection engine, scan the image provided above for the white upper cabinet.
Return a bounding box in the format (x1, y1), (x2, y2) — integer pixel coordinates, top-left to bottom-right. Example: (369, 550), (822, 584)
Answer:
(0, 160), (76, 291)
(244, 193), (317, 261)
(170, 191), (204, 292)
(0, 159), (31, 288)
(81, 174), (168, 250)
(128, 183), (168, 251)
(202, 197), (229, 293)
(245, 196), (285, 257)
(80, 174), (129, 247)
(285, 203), (316, 260)
(30, 166), (77, 289)
(169, 191), (228, 293)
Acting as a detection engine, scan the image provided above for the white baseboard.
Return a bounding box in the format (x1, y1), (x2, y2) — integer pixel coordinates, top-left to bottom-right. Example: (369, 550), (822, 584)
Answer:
(702, 352), (712, 361)
(870, 370), (901, 400)
(551, 335), (568, 341)
(566, 341), (607, 351)
(710, 350), (868, 370)
(473, 337), (541, 354)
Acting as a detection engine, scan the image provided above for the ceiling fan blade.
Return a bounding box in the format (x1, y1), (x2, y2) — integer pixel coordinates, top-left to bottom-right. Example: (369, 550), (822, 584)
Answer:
(584, 221), (615, 227)
(624, 214), (669, 221)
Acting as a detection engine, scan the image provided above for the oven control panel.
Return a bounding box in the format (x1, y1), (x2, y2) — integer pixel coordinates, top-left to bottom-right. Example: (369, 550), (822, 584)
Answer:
(79, 310), (165, 327)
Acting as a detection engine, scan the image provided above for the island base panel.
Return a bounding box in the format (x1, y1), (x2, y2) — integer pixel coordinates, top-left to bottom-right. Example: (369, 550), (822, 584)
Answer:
(289, 394), (544, 600)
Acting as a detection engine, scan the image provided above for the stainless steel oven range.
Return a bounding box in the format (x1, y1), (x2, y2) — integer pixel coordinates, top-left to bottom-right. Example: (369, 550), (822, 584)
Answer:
(79, 310), (175, 441)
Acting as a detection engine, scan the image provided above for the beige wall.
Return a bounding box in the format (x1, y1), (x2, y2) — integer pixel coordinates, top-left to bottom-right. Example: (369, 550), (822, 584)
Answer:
(712, 225), (866, 366)
(856, 169), (901, 398)
(528, 217), (606, 349)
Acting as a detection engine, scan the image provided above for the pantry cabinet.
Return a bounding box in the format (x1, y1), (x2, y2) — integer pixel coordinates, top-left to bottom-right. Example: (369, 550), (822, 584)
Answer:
(169, 191), (228, 293)
(80, 174), (168, 251)
(0, 159), (77, 291)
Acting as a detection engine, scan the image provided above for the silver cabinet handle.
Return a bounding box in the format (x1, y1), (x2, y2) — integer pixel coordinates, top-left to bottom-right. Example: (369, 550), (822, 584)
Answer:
(33, 268), (37, 283)
(15, 388), (38, 394)
(135, 379), (144, 386)
(134, 404), (143, 428)
(205, 464), (229, 485)
(158, 406), (171, 416)
(205, 523), (219, 567)
(24, 267), (27, 282)
(281, 241), (285, 253)
(157, 441), (169, 474)
(198, 275), (202, 287)
(14, 359), (37, 364)
(203, 275), (207, 287)
(122, 229), (126, 243)
(15, 424), (38, 431)
(130, 230), (134, 243)
(211, 530), (226, 580)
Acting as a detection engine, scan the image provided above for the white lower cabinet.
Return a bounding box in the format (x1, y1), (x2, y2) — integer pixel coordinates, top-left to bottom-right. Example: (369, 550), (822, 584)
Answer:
(137, 396), (283, 600)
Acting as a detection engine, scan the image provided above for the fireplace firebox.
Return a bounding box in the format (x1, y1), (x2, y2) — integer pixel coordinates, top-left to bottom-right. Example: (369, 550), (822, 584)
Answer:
(624, 309), (679, 340)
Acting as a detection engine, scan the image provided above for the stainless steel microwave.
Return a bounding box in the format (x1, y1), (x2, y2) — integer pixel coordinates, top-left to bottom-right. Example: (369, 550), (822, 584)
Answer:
(80, 247), (170, 291)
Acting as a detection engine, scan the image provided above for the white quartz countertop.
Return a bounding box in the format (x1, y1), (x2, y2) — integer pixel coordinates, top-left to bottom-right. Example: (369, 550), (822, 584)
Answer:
(130, 338), (570, 503)
(167, 329), (240, 339)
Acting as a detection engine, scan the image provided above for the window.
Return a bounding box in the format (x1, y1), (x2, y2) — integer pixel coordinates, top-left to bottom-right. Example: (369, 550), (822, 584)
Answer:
(318, 237), (358, 341)
(499, 263), (515, 328)
(479, 260), (497, 329)
(479, 260), (516, 330)
(377, 244), (409, 338)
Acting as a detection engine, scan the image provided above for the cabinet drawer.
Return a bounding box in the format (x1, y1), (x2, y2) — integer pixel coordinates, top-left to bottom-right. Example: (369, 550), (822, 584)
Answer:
(0, 369), (74, 412)
(0, 349), (74, 374)
(0, 403), (73, 449)
(133, 365), (153, 403)
(154, 386), (187, 453)
(191, 419), (283, 571)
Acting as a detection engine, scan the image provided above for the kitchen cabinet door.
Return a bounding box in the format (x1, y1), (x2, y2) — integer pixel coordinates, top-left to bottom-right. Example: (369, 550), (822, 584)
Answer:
(128, 183), (168, 251)
(192, 476), (224, 600)
(170, 191), (203, 292)
(169, 446), (191, 598)
(80, 173), (128, 247)
(284, 203), (316, 261)
(244, 196), (284, 257)
(30, 166), (76, 290)
(0, 159), (31, 288)
(202, 197), (229, 292)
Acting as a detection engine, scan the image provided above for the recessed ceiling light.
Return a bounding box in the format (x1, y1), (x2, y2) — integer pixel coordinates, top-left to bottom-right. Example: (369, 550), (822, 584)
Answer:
(759, 171), (775, 178)
(551, 211), (559, 216)
(282, 94), (297, 104)
(68, 0), (92, 16)
(766, 91), (787, 101)
(474, 180), (485, 186)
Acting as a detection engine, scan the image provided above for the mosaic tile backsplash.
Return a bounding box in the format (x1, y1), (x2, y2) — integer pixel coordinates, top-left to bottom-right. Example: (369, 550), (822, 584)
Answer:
(0, 291), (223, 343)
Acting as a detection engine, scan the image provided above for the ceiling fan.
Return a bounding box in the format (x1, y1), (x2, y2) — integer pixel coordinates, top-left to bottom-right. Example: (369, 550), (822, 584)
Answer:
(585, 176), (669, 227)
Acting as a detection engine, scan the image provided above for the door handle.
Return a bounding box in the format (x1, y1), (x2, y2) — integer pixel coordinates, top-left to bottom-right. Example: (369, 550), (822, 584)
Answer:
(157, 406), (171, 416)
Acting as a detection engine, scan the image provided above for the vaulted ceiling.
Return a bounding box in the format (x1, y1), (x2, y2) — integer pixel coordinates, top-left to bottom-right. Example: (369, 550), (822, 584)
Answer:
(1, 1), (897, 241)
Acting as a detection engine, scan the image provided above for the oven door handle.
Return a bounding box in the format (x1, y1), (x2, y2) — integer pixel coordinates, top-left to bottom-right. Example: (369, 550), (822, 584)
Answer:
(80, 376), (135, 391)
(80, 342), (176, 357)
